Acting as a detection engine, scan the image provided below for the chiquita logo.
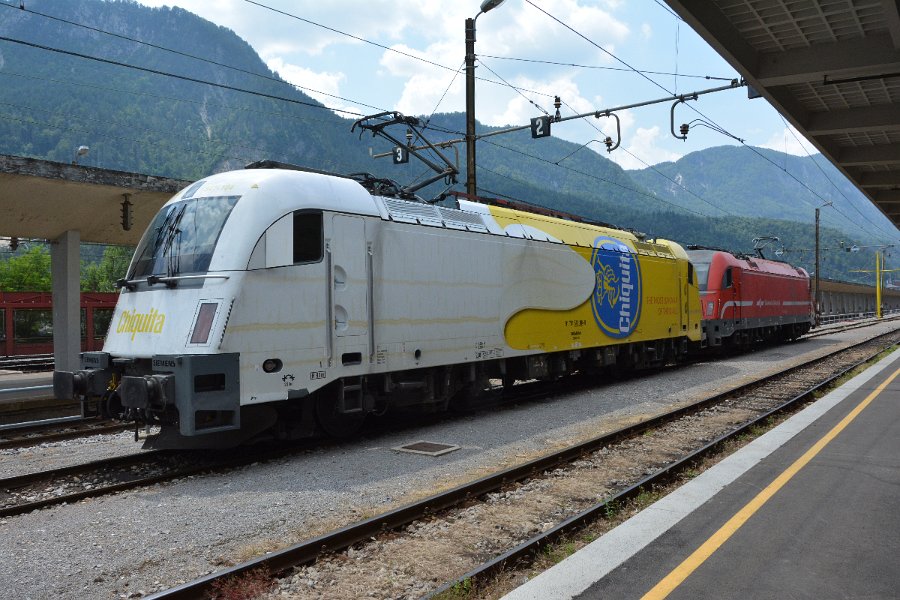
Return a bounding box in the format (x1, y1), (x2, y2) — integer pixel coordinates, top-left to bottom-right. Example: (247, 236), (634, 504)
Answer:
(116, 308), (166, 341)
(590, 236), (642, 338)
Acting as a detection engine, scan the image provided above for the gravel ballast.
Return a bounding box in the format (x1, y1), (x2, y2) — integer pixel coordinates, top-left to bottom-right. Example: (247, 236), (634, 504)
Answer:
(1, 322), (896, 599)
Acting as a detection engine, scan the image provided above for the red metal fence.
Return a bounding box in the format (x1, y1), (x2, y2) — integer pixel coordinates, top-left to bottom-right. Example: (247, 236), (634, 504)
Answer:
(0, 292), (118, 357)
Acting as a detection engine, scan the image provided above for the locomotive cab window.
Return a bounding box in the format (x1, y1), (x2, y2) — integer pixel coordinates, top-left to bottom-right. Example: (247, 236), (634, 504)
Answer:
(130, 195), (239, 278)
(293, 211), (323, 263)
(693, 262), (710, 291)
(722, 267), (733, 289)
(687, 262), (695, 286)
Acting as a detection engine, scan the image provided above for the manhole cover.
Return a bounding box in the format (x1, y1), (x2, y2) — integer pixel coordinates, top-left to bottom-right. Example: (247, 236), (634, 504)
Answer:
(392, 441), (460, 456)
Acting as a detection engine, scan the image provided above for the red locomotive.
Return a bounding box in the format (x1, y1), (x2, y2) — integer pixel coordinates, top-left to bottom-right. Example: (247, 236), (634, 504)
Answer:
(686, 248), (814, 347)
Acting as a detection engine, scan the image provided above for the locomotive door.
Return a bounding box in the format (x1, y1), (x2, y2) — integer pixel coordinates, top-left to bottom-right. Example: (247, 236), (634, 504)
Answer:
(722, 266), (739, 325)
(327, 215), (370, 364)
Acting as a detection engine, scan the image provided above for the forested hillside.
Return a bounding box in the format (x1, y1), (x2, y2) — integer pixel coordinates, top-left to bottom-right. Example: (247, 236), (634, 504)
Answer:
(630, 145), (890, 235)
(0, 0), (892, 286)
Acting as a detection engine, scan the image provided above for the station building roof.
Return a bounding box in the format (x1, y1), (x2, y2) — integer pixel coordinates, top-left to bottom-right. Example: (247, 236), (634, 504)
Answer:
(1, 154), (192, 245)
(666, 0), (900, 228)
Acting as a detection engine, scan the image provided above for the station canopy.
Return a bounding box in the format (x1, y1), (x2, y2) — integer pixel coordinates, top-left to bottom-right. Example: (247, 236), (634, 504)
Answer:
(1, 154), (192, 245)
(666, 0), (900, 228)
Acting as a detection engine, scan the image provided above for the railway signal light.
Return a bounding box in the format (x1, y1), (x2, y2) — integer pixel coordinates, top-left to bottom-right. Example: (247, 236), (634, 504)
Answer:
(121, 195), (133, 231)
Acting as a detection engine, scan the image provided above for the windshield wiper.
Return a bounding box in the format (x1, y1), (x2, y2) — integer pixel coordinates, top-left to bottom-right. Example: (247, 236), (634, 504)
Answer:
(115, 278), (138, 291)
(117, 273), (231, 291)
(163, 204), (187, 277)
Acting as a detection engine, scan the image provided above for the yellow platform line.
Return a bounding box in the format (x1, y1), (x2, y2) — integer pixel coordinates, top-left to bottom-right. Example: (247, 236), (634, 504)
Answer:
(641, 365), (900, 600)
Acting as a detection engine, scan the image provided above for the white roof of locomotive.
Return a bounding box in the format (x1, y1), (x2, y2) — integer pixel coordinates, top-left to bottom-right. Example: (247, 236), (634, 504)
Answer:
(165, 168), (380, 272)
(159, 166), (672, 273)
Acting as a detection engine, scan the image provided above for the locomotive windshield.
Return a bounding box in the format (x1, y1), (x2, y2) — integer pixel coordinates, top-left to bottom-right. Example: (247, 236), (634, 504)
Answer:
(693, 262), (710, 291)
(684, 249), (715, 292)
(129, 195), (239, 278)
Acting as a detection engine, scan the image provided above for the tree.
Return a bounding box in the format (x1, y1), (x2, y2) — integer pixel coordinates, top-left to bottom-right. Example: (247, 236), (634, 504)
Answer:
(0, 245), (52, 291)
(81, 246), (134, 292)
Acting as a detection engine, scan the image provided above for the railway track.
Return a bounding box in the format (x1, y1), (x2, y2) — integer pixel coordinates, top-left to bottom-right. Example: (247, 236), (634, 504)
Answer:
(1, 320), (895, 517)
(0, 354), (53, 372)
(0, 443), (312, 519)
(804, 314), (900, 339)
(138, 330), (900, 600)
(0, 416), (131, 450)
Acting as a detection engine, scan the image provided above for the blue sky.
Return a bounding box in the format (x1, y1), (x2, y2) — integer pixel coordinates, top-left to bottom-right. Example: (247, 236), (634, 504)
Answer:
(137, 0), (819, 171)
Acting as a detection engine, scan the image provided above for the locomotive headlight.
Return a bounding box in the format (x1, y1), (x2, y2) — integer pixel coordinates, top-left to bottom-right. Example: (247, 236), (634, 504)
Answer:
(707, 301), (714, 315)
(262, 358), (283, 373)
(189, 302), (219, 345)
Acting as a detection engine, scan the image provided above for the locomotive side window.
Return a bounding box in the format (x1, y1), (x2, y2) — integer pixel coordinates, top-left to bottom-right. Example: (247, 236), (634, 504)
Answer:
(722, 267), (733, 289)
(687, 262), (695, 285)
(293, 211), (323, 263)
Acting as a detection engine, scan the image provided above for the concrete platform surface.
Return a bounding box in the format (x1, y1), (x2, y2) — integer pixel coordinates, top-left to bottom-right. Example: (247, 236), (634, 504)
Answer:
(503, 348), (900, 600)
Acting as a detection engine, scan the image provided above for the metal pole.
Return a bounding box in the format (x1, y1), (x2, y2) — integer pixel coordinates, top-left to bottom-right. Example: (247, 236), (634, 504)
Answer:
(465, 16), (477, 197)
(877, 250), (883, 318)
(814, 207), (820, 323)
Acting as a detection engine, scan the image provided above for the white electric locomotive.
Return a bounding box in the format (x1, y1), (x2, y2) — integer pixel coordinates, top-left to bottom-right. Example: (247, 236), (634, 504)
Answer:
(54, 161), (702, 448)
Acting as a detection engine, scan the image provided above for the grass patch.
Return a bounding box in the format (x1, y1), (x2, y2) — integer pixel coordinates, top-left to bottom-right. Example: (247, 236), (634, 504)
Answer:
(433, 577), (475, 600)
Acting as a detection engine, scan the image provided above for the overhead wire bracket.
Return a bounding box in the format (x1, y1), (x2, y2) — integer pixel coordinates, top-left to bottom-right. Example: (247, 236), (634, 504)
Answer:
(595, 110), (621, 152)
(670, 93), (698, 140)
(351, 111), (459, 197)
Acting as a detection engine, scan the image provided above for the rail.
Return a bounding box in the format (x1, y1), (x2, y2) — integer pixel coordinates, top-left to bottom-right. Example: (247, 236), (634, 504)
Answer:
(145, 330), (899, 600)
(0, 384), (52, 399)
(818, 309), (900, 325)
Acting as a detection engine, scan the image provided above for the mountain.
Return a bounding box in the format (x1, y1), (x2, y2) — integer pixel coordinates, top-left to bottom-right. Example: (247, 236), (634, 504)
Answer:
(0, 0), (892, 283)
(0, 0), (368, 176)
(629, 145), (890, 236)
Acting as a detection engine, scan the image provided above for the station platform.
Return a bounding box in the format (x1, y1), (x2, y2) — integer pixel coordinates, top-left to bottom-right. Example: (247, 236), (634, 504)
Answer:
(0, 371), (73, 424)
(503, 348), (900, 599)
(0, 370), (52, 402)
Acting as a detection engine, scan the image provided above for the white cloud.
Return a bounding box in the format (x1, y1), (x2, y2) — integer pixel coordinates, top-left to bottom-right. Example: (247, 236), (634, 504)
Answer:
(265, 57), (353, 110)
(481, 75), (593, 128)
(379, 41), (463, 117)
(485, 0), (630, 62)
(760, 125), (817, 156)
(609, 126), (682, 170)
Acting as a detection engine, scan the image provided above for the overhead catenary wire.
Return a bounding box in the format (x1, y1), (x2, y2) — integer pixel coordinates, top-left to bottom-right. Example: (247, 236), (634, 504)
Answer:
(6, 0), (895, 243)
(0, 99), (299, 166)
(239, 0), (581, 102)
(523, 0), (676, 94)
(776, 114), (897, 241)
(0, 2), (382, 112)
(2, 0), (568, 116)
(0, 35), (369, 117)
(478, 58), (551, 116)
(478, 54), (731, 81)
(651, 0), (682, 21)
(0, 69), (362, 131)
(528, 0), (898, 242)
(556, 99), (733, 218)
(423, 60), (466, 130)
(0, 111), (258, 168)
(478, 136), (715, 219)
